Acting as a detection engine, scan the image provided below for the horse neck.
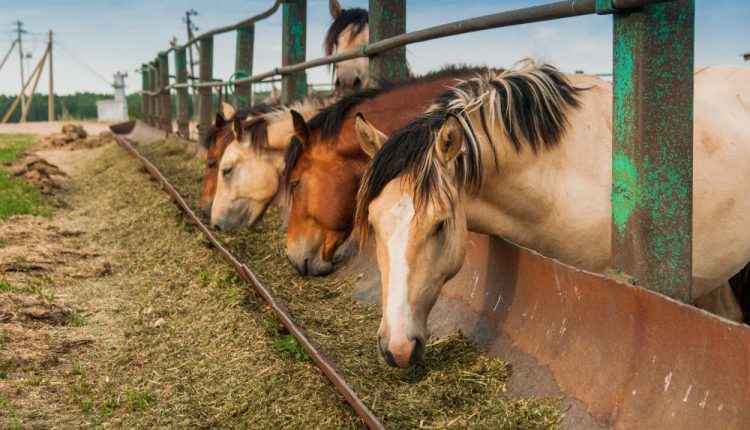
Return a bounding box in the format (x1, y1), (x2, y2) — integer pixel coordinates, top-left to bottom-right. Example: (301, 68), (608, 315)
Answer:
(337, 73), (478, 157)
(463, 76), (614, 270)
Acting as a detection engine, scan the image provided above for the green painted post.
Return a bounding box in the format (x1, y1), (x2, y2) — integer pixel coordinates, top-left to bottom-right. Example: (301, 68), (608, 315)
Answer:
(235, 24), (255, 109)
(175, 47), (190, 138)
(158, 52), (173, 134)
(368, 0), (408, 86)
(198, 37), (214, 149)
(149, 61), (159, 127)
(141, 64), (149, 123)
(282, 0), (307, 104)
(611, 0), (695, 302)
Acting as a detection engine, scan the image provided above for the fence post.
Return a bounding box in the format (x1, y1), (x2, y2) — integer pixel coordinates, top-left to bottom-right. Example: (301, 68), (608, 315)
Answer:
(281, 0), (306, 104)
(198, 37), (214, 148)
(368, 0), (408, 85)
(149, 62), (158, 127)
(611, 0), (695, 302)
(141, 64), (149, 123)
(175, 47), (190, 138)
(158, 51), (173, 134)
(235, 24), (255, 109)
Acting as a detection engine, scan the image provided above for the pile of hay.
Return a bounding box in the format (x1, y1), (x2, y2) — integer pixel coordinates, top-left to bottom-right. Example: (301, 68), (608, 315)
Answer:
(9, 158), (67, 195)
(36, 124), (115, 151)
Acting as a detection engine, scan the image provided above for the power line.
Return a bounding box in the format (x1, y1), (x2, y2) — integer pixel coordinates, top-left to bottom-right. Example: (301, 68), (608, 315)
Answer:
(52, 38), (112, 87)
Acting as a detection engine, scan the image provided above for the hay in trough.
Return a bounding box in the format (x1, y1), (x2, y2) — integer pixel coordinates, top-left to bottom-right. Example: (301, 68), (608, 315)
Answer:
(138, 137), (563, 428)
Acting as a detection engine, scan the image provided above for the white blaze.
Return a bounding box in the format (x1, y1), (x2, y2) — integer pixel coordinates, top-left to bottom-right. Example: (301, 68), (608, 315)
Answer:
(385, 194), (415, 342)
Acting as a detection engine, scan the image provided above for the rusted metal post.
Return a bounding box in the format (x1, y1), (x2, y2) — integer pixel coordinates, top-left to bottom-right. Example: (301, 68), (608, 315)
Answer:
(141, 64), (149, 123)
(158, 52), (173, 134)
(368, 0), (408, 85)
(198, 37), (214, 148)
(175, 47), (190, 138)
(235, 24), (254, 109)
(149, 62), (158, 127)
(611, 0), (695, 302)
(281, 0), (306, 104)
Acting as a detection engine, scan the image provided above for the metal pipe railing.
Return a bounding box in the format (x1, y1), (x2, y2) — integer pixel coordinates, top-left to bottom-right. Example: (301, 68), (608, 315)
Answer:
(141, 0), (674, 95)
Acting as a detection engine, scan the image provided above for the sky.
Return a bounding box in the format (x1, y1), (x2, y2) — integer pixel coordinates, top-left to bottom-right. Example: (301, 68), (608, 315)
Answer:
(0, 0), (747, 96)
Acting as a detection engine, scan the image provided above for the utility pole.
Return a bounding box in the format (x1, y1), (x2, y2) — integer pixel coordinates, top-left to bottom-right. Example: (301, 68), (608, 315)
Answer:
(48, 30), (54, 122)
(15, 20), (26, 116)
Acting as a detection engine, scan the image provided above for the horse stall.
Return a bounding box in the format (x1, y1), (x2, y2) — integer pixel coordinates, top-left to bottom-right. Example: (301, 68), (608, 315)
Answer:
(127, 0), (750, 428)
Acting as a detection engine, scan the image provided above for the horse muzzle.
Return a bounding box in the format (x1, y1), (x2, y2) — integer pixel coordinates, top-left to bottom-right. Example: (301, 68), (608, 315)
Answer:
(378, 333), (425, 368)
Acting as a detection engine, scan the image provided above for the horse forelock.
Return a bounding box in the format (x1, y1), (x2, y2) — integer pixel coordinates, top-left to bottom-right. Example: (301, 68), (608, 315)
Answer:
(324, 8), (369, 56)
(355, 61), (582, 243)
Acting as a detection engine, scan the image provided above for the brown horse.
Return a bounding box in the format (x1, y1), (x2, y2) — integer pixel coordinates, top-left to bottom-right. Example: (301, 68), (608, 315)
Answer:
(200, 102), (276, 216)
(284, 67), (485, 275)
(326, 0), (369, 93)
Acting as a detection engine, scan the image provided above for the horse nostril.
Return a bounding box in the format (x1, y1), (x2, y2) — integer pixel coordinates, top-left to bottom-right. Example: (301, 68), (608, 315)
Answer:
(334, 78), (341, 89)
(409, 337), (425, 366)
(213, 224), (221, 231)
(353, 77), (362, 90)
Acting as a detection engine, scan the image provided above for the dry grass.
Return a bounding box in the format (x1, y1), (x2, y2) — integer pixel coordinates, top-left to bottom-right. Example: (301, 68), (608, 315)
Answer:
(137, 137), (563, 429)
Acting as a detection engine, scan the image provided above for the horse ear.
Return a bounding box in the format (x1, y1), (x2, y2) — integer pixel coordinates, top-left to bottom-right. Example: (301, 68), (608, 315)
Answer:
(232, 116), (243, 140)
(435, 114), (463, 164)
(329, 0), (342, 18)
(290, 110), (309, 144)
(354, 113), (387, 158)
(220, 102), (235, 121)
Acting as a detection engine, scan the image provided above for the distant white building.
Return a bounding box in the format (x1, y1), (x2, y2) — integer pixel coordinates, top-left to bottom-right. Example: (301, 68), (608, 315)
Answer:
(96, 72), (128, 121)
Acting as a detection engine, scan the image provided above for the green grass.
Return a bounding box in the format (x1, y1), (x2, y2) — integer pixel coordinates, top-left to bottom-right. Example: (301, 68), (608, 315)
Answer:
(0, 133), (49, 219)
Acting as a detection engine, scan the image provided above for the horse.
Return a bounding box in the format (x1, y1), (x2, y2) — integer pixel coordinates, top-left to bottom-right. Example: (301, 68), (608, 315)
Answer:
(354, 63), (750, 368)
(326, 0), (369, 93)
(210, 96), (329, 231)
(200, 102), (277, 216)
(283, 67), (483, 276)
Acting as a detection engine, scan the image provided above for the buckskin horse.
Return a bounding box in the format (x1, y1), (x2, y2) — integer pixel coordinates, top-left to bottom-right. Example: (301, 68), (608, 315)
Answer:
(283, 66), (482, 276)
(326, 0), (369, 93)
(354, 63), (750, 367)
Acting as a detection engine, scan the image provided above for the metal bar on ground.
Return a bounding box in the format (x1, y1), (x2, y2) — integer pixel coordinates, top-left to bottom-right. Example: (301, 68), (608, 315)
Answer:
(234, 24), (255, 109)
(368, 0), (408, 85)
(281, 0), (307, 104)
(158, 52), (173, 133)
(198, 37), (214, 148)
(611, 0), (695, 302)
(113, 135), (385, 430)
(175, 48), (190, 138)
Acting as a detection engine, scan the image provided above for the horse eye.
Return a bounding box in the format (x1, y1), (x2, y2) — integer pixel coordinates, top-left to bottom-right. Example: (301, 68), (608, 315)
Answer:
(222, 167), (233, 177)
(207, 159), (217, 169)
(434, 220), (446, 236)
(290, 180), (301, 192)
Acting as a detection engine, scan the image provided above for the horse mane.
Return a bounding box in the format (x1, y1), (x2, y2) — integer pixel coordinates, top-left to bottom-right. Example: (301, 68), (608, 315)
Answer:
(203, 102), (277, 148)
(355, 62), (582, 240)
(243, 95), (331, 151)
(282, 65), (488, 191)
(324, 7), (368, 56)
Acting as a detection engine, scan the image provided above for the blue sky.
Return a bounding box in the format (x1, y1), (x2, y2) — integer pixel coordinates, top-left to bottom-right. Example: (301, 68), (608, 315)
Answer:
(0, 0), (747, 95)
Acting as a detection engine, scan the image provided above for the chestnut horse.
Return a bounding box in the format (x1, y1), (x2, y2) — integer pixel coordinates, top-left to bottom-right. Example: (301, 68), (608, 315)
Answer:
(200, 102), (276, 216)
(283, 67), (483, 275)
(354, 64), (750, 367)
(326, 0), (369, 93)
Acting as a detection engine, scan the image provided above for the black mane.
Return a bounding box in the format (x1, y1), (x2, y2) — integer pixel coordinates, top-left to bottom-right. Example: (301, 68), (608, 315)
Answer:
(355, 63), (583, 239)
(324, 8), (368, 56)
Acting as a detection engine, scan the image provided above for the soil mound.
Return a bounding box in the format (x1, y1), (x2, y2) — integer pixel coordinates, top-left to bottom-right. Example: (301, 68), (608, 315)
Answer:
(36, 124), (115, 151)
(10, 157), (67, 195)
